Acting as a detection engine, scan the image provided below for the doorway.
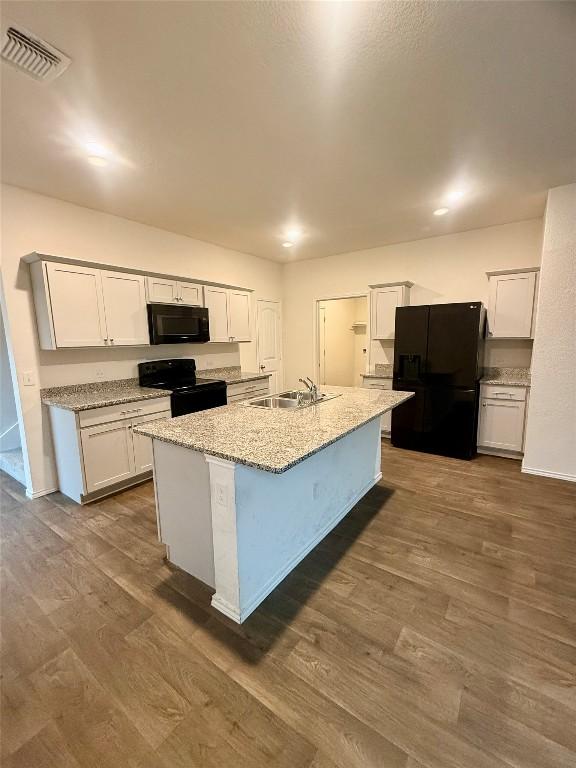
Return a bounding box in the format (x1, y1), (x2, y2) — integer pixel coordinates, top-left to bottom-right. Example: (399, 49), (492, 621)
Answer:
(316, 296), (368, 386)
(257, 299), (283, 393)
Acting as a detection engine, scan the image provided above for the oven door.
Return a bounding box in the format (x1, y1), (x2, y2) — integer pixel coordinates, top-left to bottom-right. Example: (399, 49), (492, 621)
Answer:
(171, 383), (227, 417)
(148, 303), (210, 344)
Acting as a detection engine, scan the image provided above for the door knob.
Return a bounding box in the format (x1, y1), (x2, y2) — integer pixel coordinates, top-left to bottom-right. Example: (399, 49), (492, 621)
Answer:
(260, 364), (265, 371)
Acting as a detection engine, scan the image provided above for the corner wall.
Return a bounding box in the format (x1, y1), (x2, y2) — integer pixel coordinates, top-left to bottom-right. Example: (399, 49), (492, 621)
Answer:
(0, 185), (283, 497)
(523, 184), (576, 482)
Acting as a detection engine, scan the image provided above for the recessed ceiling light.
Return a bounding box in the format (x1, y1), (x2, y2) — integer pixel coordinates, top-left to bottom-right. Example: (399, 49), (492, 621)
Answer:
(282, 241), (294, 248)
(87, 155), (108, 167)
(285, 227), (302, 241)
(433, 207), (450, 216)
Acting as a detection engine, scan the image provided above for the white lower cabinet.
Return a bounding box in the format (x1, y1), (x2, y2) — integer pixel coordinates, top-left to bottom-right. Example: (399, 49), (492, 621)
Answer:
(48, 397), (171, 503)
(361, 376), (393, 434)
(477, 385), (527, 454)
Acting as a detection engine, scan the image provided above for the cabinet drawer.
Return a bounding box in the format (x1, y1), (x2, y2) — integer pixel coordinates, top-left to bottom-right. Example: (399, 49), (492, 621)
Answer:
(362, 378), (393, 390)
(481, 385), (526, 402)
(78, 396), (171, 428)
(227, 379), (269, 398)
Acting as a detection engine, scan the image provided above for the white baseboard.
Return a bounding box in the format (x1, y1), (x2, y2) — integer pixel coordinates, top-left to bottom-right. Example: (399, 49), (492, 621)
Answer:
(26, 486), (58, 499)
(521, 466), (576, 483)
(478, 447), (523, 461)
(212, 471), (382, 624)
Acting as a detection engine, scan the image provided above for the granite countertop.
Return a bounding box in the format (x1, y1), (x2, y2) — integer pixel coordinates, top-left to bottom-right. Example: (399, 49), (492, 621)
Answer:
(197, 366), (271, 384)
(362, 364), (393, 380)
(481, 367), (531, 388)
(134, 386), (413, 474)
(41, 379), (172, 411)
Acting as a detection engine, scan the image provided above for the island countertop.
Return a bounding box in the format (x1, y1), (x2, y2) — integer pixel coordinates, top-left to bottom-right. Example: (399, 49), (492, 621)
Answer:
(134, 386), (413, 473)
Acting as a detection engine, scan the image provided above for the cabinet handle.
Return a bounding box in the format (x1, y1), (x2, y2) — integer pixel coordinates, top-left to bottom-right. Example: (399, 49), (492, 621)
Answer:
(109, 338), (114, 344)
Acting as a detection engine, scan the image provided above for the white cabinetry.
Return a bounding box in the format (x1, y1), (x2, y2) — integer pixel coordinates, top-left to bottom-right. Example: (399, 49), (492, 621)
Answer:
(361, 376), (393, 434)
(30, 260), (149, 349)
(204, 287), (252, 343)
(477, 385), (527, 456)
(48, 397), (171, 503)
(227, 378), (270, 403)
(369, 282), (412, 340)
(146, 276), (204, 306)
(486, 268), (539, 339)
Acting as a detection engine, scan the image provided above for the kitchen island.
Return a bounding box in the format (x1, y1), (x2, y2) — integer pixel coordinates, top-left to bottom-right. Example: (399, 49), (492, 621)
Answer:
(135, 386), (413, 623)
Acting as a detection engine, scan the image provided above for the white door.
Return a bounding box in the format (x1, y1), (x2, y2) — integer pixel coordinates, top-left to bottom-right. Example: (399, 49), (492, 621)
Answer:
(371, 287), (402, 340)
(100, 271), (149, 346)
(46, 262), (106, 347)
(80, 420), (135, 493)
(257, 299), (283, 392)
(204, 287), (230, 342)
(132, 410), (171, 474)
(146, 276), (179, 304)
(228, 290), (251, 342)
(487, 272), (536, 338)
(318, 305), (326, 385)
(178, 282), (204, 307)
(478, 399), (526, 451)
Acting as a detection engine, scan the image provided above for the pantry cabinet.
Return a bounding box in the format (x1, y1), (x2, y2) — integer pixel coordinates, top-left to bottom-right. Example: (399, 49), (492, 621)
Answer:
(48, 397), (171, 503)
(369, 282), (412, 340)
(204, 286), (252, 342)
(30, 260), (149, 349)
(477, 384), (527, 455)
(486, 268), (539, 339)
(145, 276), (204, 306)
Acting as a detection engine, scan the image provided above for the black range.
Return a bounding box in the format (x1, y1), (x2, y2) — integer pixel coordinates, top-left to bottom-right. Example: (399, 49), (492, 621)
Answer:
(138, 358), (227, 417)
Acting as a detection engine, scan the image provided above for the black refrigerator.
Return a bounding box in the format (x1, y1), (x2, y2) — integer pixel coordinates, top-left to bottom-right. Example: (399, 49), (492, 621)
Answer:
(391, 302), (486, 460)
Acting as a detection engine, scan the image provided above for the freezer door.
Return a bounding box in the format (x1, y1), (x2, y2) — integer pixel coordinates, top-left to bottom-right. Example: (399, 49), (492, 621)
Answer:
(427, 303), (484, 388)
(393, 305), (429, 384)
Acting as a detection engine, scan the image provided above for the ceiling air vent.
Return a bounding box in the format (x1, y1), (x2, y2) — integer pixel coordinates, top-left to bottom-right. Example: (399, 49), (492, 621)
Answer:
(1, 24), (70, 82)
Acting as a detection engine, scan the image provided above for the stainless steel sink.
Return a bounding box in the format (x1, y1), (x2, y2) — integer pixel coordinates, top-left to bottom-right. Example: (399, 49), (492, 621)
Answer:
(245, 390), (341, 409)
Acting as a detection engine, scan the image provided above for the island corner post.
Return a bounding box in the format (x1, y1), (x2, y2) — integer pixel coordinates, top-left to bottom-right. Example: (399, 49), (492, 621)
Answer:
(151, 416), (383, 623)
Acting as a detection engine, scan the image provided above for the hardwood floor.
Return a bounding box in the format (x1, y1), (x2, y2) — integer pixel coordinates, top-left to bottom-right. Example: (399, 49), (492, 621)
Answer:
(2, 443), (575, 767)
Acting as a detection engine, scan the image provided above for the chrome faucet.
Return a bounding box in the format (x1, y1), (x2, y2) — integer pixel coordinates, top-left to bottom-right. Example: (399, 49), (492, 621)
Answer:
(299, 376), (319, 403)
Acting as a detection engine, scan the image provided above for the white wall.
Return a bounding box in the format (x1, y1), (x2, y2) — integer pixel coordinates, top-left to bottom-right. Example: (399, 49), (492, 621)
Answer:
(0, 311), (19, 448)
(283, 219), (543, 387)
(0, 185), (283, 496)
(523, 184), (576, 482)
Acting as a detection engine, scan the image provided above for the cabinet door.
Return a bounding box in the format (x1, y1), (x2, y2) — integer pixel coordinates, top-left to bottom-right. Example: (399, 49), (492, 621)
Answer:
(45, 262), (106, 347)
(371, 287), (403, 340)
(178, 282), (204, 307)
(80, 420), (135, 494)
(487, 272), (536, 338)
(204, 287), (230, 342)
(146, 276), (179, 304)
(228, 290), (251, 342)
(477, 398), (526, 451)
(100, 271), (149, 346)
(132, 411), (171, 474)
(362, 378), (393, 433)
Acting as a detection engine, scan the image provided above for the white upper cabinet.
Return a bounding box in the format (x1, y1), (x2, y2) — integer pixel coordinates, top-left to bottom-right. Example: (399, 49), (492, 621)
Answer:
(42, 262), (107, 348)
(146, 276), (204, 306)
(228, 290), (251, 342)
(100, 271), (149, 346)
(486, 268), (538, 339)
(369, 282), (412, 340)
(30, 261), (149, 349)
(204, 286), (252, 343)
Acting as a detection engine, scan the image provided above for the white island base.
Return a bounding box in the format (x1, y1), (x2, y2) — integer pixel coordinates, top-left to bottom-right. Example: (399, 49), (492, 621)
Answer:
(152, 417), (382, 623)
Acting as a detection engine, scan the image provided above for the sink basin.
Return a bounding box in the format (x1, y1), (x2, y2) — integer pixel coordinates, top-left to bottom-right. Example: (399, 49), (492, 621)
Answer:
(245, 391), (341, 409)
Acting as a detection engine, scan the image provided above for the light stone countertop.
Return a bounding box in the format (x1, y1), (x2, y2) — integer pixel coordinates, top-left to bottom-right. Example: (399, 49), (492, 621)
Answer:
(361, 364), (394, 380)
(197, 366), (271, 385)
(134, 386), (413, 474)
(41, 379), (172, 411)
(480, 367), (531, 388)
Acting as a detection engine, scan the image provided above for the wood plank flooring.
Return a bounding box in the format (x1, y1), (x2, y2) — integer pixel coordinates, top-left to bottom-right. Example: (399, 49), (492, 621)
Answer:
(2, 443), (575, 767)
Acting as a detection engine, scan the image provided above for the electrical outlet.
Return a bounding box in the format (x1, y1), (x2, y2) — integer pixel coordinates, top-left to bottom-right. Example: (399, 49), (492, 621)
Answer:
(22, 371), (35, 386)
(95, 368), (106, 380)
(214, 483), (227, 506)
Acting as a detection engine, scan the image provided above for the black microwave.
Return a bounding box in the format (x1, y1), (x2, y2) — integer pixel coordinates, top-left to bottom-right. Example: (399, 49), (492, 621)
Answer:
(147, 303), (210, 345)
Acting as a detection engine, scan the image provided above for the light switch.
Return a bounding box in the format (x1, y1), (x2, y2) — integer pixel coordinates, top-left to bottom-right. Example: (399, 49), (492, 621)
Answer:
(22, 371), (35, 386)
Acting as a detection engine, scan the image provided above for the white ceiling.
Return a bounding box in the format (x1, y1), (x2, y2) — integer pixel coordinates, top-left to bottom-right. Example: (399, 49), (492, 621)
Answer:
(2, 1), (575, 262)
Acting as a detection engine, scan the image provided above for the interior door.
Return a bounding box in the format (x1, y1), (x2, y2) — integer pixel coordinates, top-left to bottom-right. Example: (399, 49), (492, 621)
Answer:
(317, 304), (326, 385)
(204, 287), (230, 342)
(46, 262), (106, 347)
(257, 299), (283, 392)
(100, 271), (149, 346)
(80, 420), (135, 493)
(132, 410), (171, 474)
(228, 290), (251, 342)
